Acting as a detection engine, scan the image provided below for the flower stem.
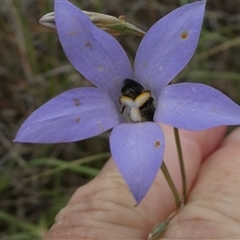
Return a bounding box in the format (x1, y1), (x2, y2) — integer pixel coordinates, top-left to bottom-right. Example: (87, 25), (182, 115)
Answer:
(161, 161), (181, 208)
(173, 127), (187, 204)
(149, 144), (184, 239)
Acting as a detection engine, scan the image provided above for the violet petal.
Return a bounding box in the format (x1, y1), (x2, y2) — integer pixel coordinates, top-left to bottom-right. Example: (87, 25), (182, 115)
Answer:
(134, 1), (206, 96)
(110, 122), (165, 204)
(54, 0), (133, 100)
(154, 83), (240, 130)
(14, 87), (121, 143)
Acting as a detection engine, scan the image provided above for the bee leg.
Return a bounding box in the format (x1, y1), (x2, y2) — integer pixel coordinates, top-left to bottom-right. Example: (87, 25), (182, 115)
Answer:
(121, 106), (126, 114)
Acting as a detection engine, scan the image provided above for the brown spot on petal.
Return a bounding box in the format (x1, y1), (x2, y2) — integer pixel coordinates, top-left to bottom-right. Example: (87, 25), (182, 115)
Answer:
(73, 98), (81, 107)
(98, 66), (104, 72)
(85, 42), (92, 49)
(97, 122), (105, 132)
(67, 30), (79, 37)
(154, 141), (160, 148)
(142, 61), (147, 67)
(180, 31), (189, 40)
(75, 117), (80, 123)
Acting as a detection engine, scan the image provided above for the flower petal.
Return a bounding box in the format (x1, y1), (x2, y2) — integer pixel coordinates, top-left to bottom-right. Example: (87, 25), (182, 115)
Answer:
(134, 1), (206, 96)
(110, 122), (165, 204)
(54, 0), (133, 100)
(15, 88), (121, 143)
(154, 83), (240, 130)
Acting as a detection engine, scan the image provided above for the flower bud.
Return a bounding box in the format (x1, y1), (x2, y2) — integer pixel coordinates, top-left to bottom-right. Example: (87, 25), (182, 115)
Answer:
(39, 11), (145, 37)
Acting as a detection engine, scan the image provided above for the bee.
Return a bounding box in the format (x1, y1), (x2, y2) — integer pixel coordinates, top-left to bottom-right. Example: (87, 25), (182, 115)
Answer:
(119, 79), (155, 122)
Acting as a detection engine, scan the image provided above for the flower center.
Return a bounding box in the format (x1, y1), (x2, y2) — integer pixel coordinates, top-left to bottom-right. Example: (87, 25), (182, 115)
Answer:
(119, 79), (155, 123)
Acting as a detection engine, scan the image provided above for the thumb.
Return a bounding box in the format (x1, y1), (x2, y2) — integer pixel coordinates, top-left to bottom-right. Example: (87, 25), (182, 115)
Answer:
(44, 125), (226, 239)
(162, 127), (240, 239)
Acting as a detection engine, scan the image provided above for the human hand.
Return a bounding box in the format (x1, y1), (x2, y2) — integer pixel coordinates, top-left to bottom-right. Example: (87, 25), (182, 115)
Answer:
(43, 125), (240, 239)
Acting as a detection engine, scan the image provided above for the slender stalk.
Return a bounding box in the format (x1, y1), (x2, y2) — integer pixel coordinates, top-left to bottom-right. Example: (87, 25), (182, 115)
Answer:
(149, 161), (182, 239)
(148, 160), (183, 240)
(161, 161), (181, 208)
(173, 127), (187, 204)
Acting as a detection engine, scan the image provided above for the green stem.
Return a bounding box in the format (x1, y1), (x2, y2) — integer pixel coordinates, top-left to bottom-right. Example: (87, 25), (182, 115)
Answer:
(173, 127), (187, 204)
(161, 161), (181, 208)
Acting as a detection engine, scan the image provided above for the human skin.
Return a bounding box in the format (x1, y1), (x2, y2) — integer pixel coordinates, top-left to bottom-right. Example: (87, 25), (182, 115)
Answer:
(44, 125), (240, 239)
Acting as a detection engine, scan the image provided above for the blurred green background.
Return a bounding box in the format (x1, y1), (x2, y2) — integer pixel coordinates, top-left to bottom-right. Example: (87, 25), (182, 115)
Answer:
(1, 0), (240, 239)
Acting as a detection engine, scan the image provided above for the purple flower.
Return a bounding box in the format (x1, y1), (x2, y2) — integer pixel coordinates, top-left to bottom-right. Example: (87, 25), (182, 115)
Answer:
(15, 0), (240, 204)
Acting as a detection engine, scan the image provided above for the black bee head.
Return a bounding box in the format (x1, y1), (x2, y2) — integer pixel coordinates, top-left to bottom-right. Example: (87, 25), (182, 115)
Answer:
(121, 79), (145, 99)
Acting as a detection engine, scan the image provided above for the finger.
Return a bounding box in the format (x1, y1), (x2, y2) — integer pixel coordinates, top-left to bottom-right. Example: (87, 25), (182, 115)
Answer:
(44, 125), (226, 239)
(163, 127), (240, 239)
